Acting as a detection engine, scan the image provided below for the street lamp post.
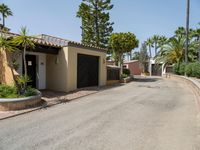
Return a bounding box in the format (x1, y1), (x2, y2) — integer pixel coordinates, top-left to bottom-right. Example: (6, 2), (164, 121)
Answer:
(185, 0), (190, 65)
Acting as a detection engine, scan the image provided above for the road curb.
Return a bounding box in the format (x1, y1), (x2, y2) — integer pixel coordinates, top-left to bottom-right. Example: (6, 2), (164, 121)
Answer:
(171, 75), (200, 111)
(0, 91), (99, 121)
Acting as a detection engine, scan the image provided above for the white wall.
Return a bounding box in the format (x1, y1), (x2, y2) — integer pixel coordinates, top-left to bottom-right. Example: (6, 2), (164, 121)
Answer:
(38, 54), (46, 89)
(16, 52), (46, 90)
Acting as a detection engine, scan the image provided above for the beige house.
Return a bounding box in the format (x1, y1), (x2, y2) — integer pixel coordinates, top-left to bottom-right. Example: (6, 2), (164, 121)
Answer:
(0, 33), (107, 92)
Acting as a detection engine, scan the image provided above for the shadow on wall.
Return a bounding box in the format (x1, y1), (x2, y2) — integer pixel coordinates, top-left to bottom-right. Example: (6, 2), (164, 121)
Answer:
(0, 50), (15, 85)
(0, 51), (6, 84)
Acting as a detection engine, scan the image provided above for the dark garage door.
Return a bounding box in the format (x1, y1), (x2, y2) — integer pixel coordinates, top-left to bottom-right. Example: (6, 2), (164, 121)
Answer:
(77, 54), (99, 88)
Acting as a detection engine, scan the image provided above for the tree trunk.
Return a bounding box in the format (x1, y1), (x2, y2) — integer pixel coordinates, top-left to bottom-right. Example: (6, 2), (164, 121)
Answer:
(118, 54), (123, 77)
(129, 51), (132, 60)
(23, 45), (27, 91)
(94, 0), (100, 47)
(2, 14), (5, 28)
(149, 45), (152, 58)
(155, 43), (157, 55)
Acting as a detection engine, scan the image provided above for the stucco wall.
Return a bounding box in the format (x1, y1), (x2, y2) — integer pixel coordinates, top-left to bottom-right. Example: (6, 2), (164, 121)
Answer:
(16, 52), (47, 89)
(67, 46), (107, 92)
(46, 49), (68, 92)
(0, 50), (14, 85)
(124, 61), (141, 75)
(46, 46), (107, 92)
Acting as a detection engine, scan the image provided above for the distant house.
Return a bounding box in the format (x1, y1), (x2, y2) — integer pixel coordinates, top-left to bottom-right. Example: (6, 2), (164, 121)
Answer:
(124, 60), (141, 75)
(148, 58), (164, 76)
(0, 32), (107, 92)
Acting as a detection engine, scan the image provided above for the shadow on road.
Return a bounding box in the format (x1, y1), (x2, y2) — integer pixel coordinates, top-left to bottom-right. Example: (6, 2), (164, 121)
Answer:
(133, 76), (161, 83)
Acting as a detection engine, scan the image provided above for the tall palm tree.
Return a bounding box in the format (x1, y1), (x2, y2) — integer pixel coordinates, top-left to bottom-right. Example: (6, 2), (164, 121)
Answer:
(158, 36), (168, 48)
(175, 27), (186, 38)
(13, 27), (35, 89)
(0, 3), (13, 28)
(145, 38), (153, 58)
(152, 35), (160, 55)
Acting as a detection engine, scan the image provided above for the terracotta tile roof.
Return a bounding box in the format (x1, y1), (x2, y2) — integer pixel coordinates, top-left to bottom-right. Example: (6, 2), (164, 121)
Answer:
(37, 34), (107, 52)
(124, 60), (139, 64)
(1, 31), (107, 52)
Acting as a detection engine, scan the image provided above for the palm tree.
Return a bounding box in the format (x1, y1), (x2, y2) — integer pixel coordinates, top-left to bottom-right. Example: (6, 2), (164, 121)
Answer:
(0, 3), (13, 28)
(13, 27), (35, 89)
(175, 27), (186, 38)
(152, 35), (160, 56)
(155, 37), (185, 68)
(145, 38), (153, 58)
(155, 36), (198, 66)
(158, 36), (168, 47)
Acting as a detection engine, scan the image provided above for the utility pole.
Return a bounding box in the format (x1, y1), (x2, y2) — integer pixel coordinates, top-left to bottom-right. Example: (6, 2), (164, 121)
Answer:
(185, 0), (190, 65)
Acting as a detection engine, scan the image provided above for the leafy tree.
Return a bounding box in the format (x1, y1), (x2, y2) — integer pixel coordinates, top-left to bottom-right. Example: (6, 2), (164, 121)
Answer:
(77, 0), (114, 48)
(139, 43), (149, 73)
(132, 51), (140, 60)
(13, 27), (35, 92)
(0, 3), (13, 28)
(109, 32), (139, 75)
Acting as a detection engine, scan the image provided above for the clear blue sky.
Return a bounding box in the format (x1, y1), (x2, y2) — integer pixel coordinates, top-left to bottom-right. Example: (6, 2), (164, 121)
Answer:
(1, 0), (200, 49)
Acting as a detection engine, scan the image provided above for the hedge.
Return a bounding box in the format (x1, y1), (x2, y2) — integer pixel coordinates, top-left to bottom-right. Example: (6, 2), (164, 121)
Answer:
(123, 68), (131, 76)
(173, 62), (200, 78)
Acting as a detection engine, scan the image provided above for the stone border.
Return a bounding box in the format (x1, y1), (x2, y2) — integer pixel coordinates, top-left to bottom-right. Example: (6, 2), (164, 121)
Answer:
(0, 91), (42, 111)
(171, 75), (200, 110)
(120, 76), (133, 83)
(172, 75), (200, 94)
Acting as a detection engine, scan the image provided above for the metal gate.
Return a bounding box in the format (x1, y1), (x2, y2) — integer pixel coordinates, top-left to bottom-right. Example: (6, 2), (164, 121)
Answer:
(77, 54), (99, 88)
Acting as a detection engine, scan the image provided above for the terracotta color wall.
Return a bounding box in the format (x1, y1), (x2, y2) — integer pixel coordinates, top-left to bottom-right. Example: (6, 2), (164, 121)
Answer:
(125, 61), (141, 75)
(0, 50), (14, 85)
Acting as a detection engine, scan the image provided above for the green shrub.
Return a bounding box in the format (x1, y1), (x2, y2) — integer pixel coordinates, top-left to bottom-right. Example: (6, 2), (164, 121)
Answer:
(192, 62), (200, 78)
(185, 63), (194, 77)
(172, 63), (180, 75)
(123, 68), (130, 76)
(179, 63), (186, 75)
(121, 74), (128, 79)
(24, 87), (38, 97)
(0, 85), (18, 98)
(172, 63), (186, 75)
(0, 85), (38, 98)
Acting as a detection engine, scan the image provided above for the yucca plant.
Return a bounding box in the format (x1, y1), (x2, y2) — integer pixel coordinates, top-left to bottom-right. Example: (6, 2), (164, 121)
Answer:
(16, 75), (31, 95)
(12, 27), (35, 92)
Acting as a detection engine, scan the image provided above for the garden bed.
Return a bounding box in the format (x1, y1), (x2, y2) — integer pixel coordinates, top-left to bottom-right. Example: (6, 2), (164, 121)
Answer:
(0, 90), (42, 111)
(120, 76), (133, 83)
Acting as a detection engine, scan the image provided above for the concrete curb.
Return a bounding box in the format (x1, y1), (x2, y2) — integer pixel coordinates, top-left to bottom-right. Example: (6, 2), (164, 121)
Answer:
(0, 83), (127, 120)
(171, 75), (200, 111)
(0, 91), (99, 121)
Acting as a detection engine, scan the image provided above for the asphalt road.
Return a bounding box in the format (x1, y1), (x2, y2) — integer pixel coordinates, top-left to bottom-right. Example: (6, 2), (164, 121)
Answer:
(0, 77), (199, 150)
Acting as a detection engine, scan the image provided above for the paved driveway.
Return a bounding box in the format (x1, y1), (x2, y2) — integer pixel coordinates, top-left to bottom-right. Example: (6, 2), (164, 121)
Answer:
(0, 77), (199, 150)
